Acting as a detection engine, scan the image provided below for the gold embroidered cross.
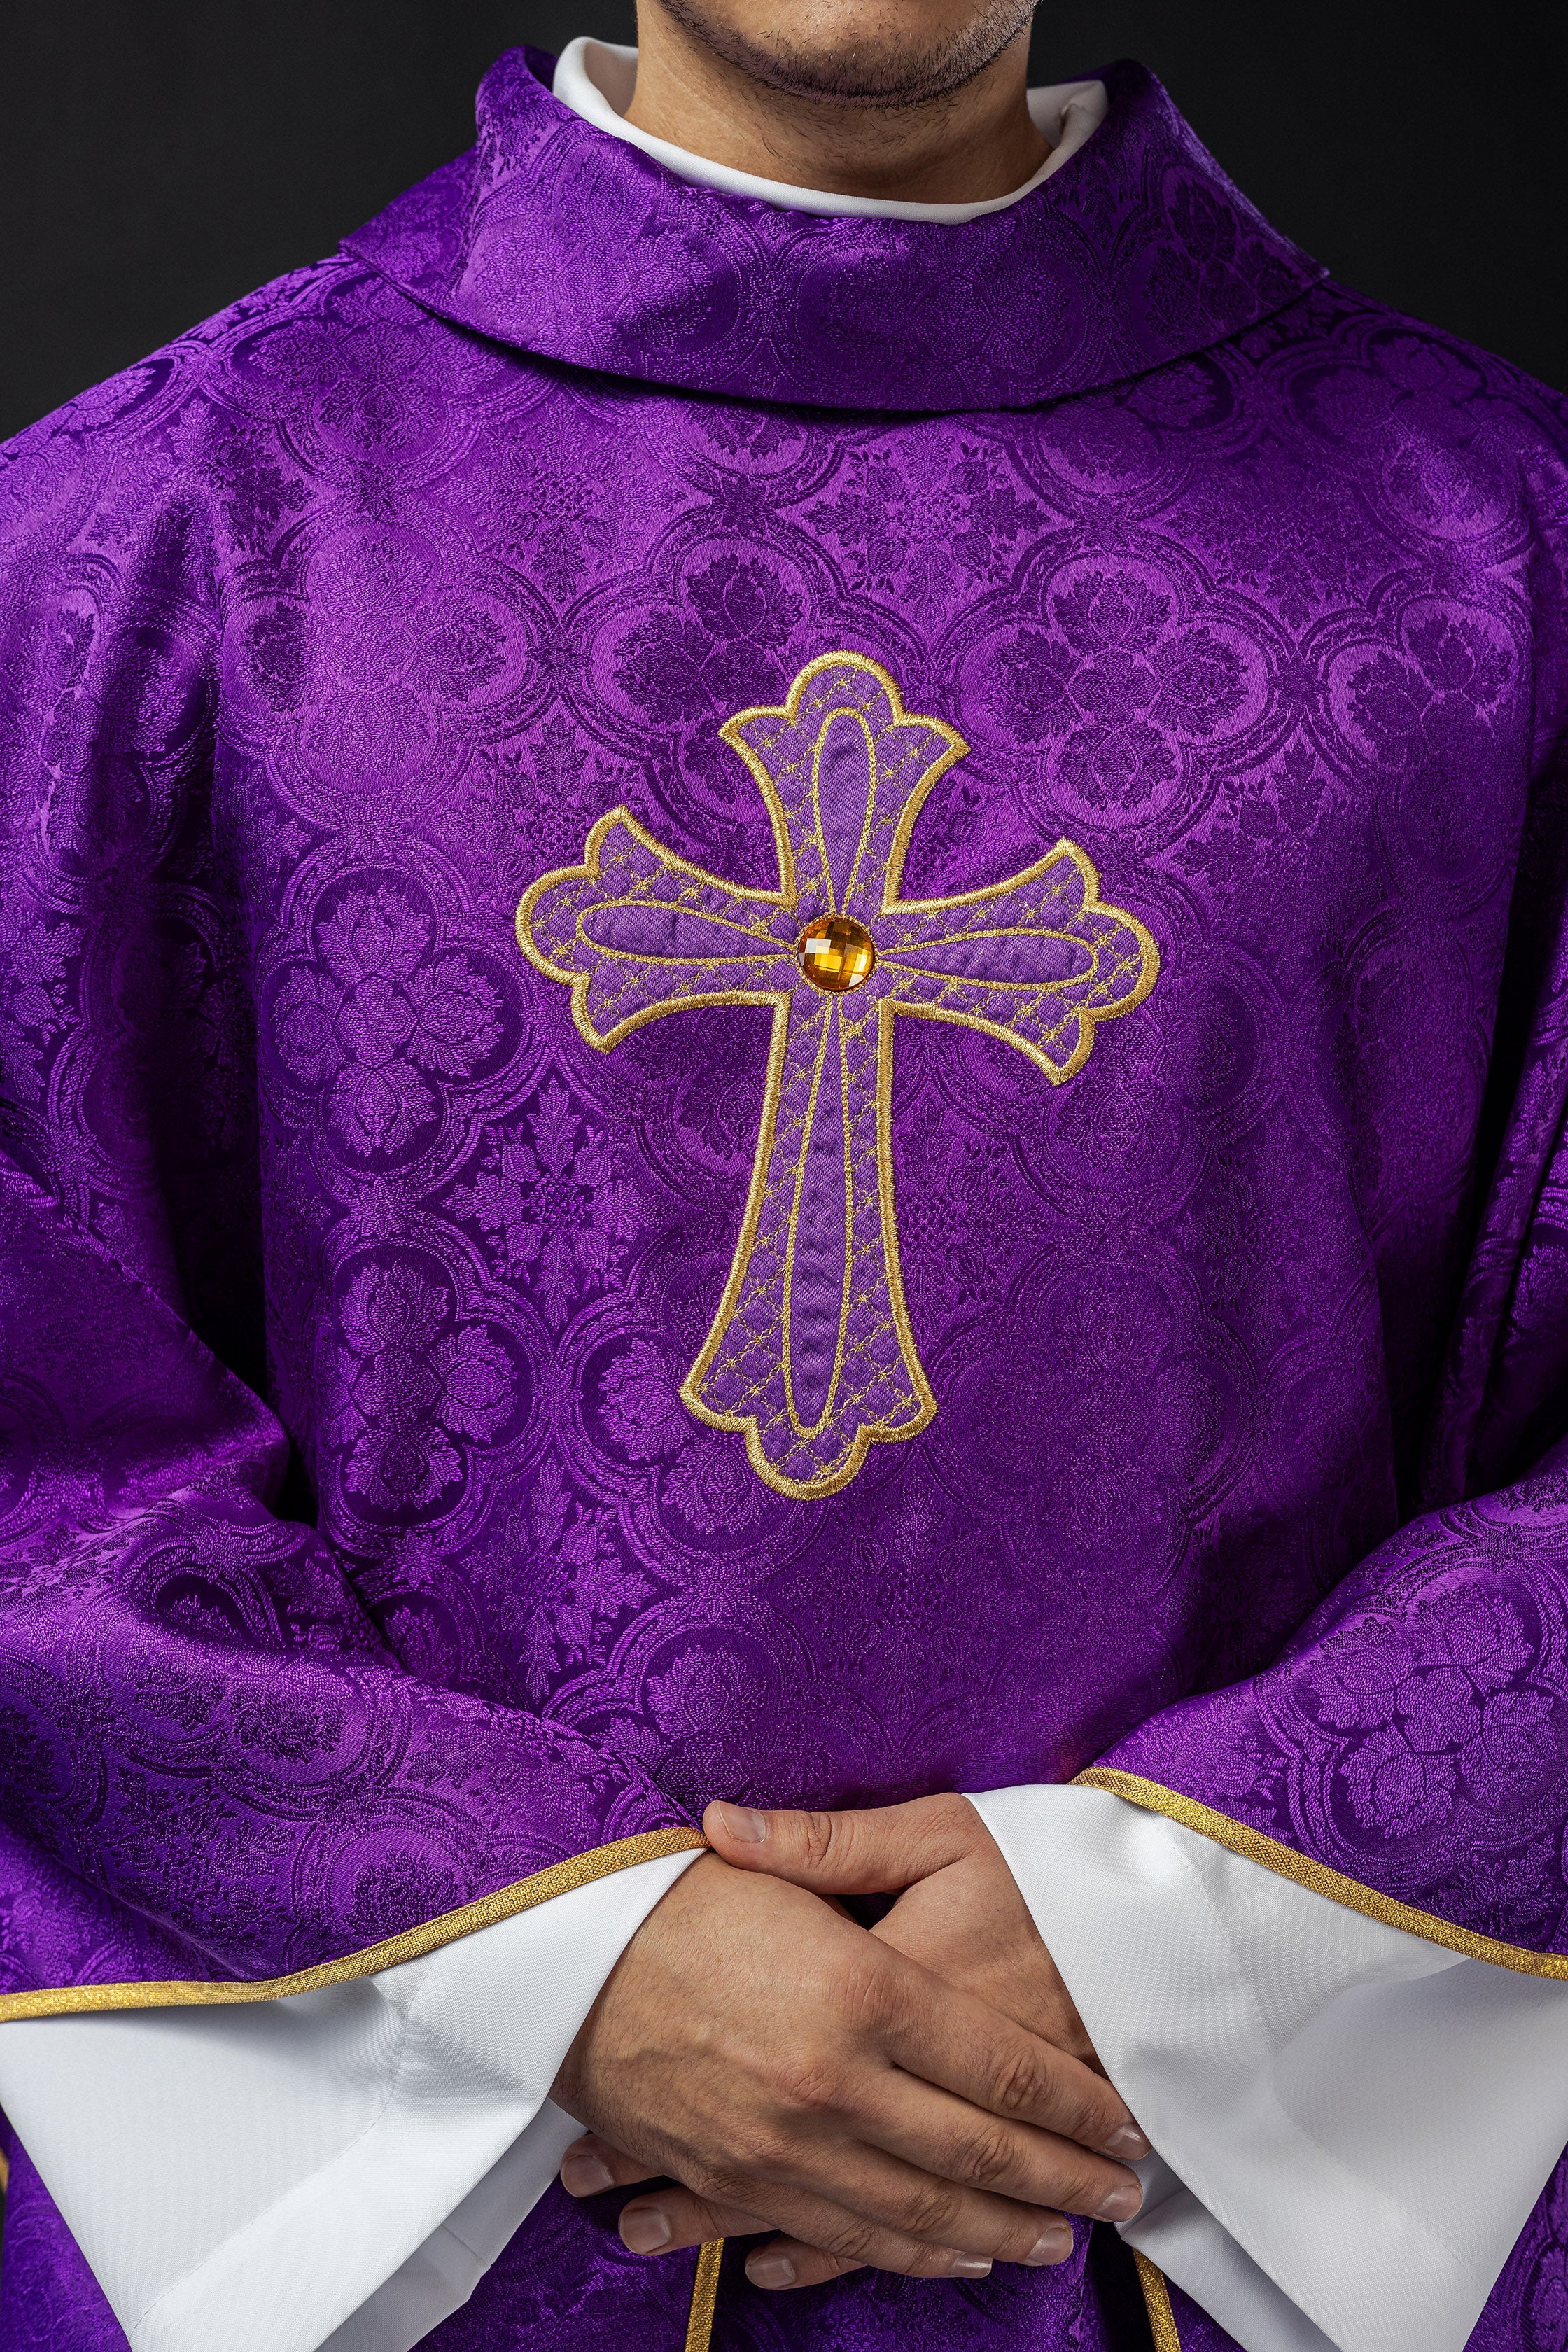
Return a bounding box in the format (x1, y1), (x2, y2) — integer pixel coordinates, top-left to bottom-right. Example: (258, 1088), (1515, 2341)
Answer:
(517, 652), (1158, 1499)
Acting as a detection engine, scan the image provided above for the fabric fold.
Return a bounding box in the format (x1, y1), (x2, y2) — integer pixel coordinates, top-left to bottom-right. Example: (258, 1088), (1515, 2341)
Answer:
(973, 1784), (1568, 2352)
(0, 1851), (701, 2352)
(341, 46), (1324, 410)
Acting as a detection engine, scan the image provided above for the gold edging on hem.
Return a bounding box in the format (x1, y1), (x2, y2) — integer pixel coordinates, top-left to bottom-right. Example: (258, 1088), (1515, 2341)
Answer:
(0, 1826), (708, 2022)
(684, 2239), (725, 2352)
(1078, 1768), (1568, 1977)
(1133, 2252), (1182, 2351)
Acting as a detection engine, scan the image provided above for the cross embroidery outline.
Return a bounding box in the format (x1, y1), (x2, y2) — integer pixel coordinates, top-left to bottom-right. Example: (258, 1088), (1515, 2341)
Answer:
(517, 652), (1160, 1501)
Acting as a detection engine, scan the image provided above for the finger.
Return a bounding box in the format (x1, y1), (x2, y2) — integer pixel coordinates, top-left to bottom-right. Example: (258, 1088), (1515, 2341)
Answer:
(619, 2175), (1066, 2283)
(560, 2133), (661, 2197)
(748, 2171), (1076, 2278)
(744, 2239), (867, 2291)
(617, 2184), (774, 2253)
(748, 2208), (1077, 2292)
(741, 2124), (1110, 2263)
(628, 2091), (1098, 2272)
(703, 1791), (980, 1896)
(862, 2065), (1144, 2225)
(872, 1948), (1145, 2161)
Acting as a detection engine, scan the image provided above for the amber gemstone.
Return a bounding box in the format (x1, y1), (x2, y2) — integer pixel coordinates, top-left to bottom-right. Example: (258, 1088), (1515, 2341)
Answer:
(797, 913), (876, 993)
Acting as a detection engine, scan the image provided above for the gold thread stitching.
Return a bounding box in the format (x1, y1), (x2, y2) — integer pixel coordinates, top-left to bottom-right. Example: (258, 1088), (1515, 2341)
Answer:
(1133, 2252), (1183, 2351)
(831, 1001), (857, 1428)
(1078, 1769), (1568, 1976)
(718, 652), (965, 918)
(807, 704), (881, 915)
(514, 806), (795, 1056)
(518, 652), (1158, 1501)
(683, 2239), (725, 2352)
(678, 996), (805, 1478)
(875, 993), (939, 1443)
(0, 1827), (707, 2022)
(778, 998), (840, 1440)
(529, 657), (949, 1499)
(882, 839), (1159, 1088)
(834, 710), (883, 915)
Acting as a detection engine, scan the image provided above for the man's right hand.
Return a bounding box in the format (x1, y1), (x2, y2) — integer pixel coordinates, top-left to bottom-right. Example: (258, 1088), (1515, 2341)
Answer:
(550, 1851), (1144, 2286)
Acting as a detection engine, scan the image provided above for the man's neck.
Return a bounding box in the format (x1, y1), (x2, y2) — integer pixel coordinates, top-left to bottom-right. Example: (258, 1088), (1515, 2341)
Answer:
(623, 2), (1049, 204)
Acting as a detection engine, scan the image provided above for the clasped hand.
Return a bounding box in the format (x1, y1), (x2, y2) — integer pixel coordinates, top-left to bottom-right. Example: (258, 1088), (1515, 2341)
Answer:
(550, 1793), (1146, 2294)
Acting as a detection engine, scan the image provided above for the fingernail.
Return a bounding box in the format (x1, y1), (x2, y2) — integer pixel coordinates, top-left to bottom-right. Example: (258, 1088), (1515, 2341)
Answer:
(620, 2202), (673, 2253)
(715, 1802), (769, 1842)
(561, 2152), (614, 2197)
(1094, 2183), (1143, 2223)
(946, 2255), (993, 2277)
(746, 2252), (797, 2289)
(1103, 2124), (1152, 2161)
(1025, 2225), (1074, 2265)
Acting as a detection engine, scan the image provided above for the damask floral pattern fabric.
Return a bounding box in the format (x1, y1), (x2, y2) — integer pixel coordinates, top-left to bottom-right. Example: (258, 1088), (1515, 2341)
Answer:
(2, 41), (1568, 2351)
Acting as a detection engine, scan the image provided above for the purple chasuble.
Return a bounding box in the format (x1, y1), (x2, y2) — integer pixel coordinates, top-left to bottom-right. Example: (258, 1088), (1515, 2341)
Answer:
(3, 44), (1568, 2352)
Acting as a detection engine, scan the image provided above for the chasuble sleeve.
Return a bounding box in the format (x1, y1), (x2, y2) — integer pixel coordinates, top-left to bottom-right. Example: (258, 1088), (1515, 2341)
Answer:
(1009, 545), (1568, 2344)
(972, 1782), (1568, 2352)
(0, 411), (692, 2019)
(0, 1849), (700, 2352)
(1084, 512), (1568, 1977)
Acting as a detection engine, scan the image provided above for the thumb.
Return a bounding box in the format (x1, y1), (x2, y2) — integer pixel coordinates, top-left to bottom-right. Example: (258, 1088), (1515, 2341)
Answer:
(701, 1791), (980, 1896)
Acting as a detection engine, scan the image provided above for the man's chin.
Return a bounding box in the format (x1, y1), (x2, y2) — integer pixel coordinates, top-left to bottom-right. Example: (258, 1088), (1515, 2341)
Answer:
(650, 0), (1037, 109)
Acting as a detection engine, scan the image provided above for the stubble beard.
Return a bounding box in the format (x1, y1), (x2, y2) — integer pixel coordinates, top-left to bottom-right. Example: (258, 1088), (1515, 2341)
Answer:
(650, 0), (1039, 109)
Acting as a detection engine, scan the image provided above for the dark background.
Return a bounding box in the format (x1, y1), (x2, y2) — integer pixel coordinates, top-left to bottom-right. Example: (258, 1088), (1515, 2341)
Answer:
(1, 1), (1566, 441)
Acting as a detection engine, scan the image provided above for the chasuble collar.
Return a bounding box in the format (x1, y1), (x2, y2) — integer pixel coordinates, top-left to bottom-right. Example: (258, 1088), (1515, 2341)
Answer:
(342, 45), (1326, 414)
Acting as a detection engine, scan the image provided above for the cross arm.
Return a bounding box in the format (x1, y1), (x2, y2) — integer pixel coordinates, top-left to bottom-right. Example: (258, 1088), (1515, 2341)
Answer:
(876, 840), (1159, 1084)
(516, 809), (800, 1049)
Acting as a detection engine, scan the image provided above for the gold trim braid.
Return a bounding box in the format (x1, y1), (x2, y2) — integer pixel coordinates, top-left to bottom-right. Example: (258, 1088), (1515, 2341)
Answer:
(684, 2239), (724, 2352)
(1133, 2253), (1182, 2351)
(0, 1826), (707, 2022)
(1079, 1768), (1568, 1977)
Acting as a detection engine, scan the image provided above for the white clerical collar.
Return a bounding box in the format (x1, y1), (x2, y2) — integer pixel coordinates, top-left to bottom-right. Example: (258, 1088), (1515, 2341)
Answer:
(552, 37), (1107, 221)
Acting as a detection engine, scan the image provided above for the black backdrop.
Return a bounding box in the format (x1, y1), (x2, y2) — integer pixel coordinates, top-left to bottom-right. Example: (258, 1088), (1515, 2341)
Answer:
(2, 1), (1565, 442)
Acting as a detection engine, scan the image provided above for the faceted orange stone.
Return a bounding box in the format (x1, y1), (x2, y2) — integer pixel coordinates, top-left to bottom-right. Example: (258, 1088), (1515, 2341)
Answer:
(797, 913), (876, 993)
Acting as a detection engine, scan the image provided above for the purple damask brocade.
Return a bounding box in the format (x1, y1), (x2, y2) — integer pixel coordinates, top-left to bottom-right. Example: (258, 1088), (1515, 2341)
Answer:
(4, 40), (1568, 2352)
(343, 53), (1322, 416)
(1099, 750), (1568, 1936)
